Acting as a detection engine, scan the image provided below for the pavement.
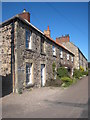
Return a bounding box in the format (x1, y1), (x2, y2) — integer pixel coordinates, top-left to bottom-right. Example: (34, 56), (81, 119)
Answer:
(1, 76), (88, 118)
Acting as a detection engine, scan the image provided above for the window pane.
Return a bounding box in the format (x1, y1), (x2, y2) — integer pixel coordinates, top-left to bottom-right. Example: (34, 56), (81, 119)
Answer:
(26, 31), (29, 48)
(52, 46), (56, 55)
(67, 54), (69, 60)
(60, 48), (63, 58)
(41, 38), (44, 53)
(26, 30), (31, 49)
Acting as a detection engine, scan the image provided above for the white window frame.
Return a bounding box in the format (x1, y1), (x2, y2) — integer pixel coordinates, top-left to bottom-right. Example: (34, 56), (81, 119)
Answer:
(67, 53), (69, 60)
(71, 56), (73, 62)
(26, 30), (32, 49)
(52, 46), (56, 56)
(26, 63), (32, 85)
(60, 48), (63, 58)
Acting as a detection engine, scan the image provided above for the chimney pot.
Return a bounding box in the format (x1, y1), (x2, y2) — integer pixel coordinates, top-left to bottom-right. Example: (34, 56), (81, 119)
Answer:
(47, 26), (49, 30)
(23, 9), (26, 13)
(56, 34), (70, 43)
(44, 26), (51, 37)
(19, 9), (30, 23)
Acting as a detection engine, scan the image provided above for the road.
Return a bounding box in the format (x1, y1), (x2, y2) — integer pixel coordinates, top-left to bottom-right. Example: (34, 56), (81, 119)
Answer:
(2, 76), (88, 118)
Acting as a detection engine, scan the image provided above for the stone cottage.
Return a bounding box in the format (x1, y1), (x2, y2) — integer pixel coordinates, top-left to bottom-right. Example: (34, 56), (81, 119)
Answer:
(0, 10), (74, 93)
(56, 35), (88, 71)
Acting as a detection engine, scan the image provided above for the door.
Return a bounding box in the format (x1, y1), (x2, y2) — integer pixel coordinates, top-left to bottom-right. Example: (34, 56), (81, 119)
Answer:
(26, 63), (32, 85)
(41, 64), (45, 87)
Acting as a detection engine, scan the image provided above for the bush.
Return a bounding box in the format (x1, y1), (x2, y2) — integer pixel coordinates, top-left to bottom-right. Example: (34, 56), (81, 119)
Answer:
(57, 67), (69, 78)
(52, 62), (56, 73)
(61, 77), (73, 87)
(82, 71), (88, 76)
(61, 82), (72, 87)
(61, 77), (73, 83)
(46, 79), (63, 87)
(80, 66), (84, 72)
(72, 78), (77, 84)
(73, 69), (82, 79)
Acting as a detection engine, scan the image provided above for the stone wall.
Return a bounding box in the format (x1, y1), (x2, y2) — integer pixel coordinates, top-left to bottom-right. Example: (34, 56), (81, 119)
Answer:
(0, 23), (13, 95)
(0, 19), (74, 93)
(79, 50), (87, 71)
(61, 42), (79, 69)
(61, 42), (87, 70)
(0, 24), (12, 76)
(14, 20), (74, 92)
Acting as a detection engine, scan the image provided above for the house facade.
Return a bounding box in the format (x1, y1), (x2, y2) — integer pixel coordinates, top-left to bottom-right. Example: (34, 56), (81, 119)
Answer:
(0, 10), (74, 93)
(56, 35), (88, 71)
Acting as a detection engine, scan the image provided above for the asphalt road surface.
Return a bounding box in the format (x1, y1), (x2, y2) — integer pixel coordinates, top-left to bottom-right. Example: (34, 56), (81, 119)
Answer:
(2, 76), (88, 118)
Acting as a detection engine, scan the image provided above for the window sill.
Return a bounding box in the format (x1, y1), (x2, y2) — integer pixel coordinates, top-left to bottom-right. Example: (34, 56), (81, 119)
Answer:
(25, 48), (35, 53)
(53, 55), (57, 57)
(40, 52), (46, 56)
(25, 83), (34, 88)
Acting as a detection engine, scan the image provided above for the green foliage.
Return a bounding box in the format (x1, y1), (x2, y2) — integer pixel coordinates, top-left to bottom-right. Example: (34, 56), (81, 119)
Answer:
(61, 82), (71, 87)
(61, 77), (73, 83)
(61, 77), (73, 87)
(80, 66), (84, 72)
(73, 69), (83, 79)
(72, 78), (77, 84)
(82, 71), (88, 76)
(52, 62), (56, 73)
(57, 67), (69, 78)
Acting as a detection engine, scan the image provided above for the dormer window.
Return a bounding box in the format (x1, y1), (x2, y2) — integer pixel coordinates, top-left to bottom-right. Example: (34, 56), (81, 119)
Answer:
(60, 48), (63, 58)
(52, 46), (56, 56)
(26, 30), (32, 49)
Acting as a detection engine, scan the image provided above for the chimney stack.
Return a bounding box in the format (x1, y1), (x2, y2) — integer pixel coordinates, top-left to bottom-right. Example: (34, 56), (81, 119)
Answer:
(56, 34), (70, 43)
(44, 26), (51, 37)
(18, 9), (30, 23)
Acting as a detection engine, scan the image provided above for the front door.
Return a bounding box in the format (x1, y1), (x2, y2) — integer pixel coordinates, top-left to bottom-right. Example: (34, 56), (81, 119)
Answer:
(26, 63), (32, 85)
(41, 64), (45, 87)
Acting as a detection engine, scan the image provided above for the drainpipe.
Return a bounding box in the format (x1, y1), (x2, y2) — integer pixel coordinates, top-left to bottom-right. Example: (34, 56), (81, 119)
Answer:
(11, 20), (15, 93)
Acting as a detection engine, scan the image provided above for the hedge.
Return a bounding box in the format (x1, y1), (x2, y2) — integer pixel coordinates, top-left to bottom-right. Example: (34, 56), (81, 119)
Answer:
(57, 67), (69, 78)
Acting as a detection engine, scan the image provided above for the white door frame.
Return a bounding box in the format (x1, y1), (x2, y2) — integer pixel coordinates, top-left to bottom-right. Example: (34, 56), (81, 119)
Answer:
(41, 64), (45, 87)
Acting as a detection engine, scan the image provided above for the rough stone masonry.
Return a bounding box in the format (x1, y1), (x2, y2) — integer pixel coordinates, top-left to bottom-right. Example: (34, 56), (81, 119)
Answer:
(0, 10), (77, 94)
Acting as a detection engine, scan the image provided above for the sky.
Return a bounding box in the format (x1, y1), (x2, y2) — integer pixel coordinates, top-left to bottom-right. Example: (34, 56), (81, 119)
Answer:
(2, 2), (88, 60)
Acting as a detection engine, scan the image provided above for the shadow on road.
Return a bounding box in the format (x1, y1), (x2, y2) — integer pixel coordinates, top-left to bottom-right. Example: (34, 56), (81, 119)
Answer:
(44, 99), (87, 108)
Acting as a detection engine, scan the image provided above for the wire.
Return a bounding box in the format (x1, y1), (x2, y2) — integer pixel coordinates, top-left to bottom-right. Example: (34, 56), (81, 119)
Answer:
(45, 2), (87, 36)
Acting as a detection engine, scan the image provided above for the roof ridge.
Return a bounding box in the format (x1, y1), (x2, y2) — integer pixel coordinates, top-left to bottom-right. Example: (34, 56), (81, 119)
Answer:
(1, 15), (74, 55)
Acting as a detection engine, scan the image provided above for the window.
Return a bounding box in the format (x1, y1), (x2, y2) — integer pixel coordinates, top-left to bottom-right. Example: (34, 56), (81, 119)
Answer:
(60, 48), (63, 58)
(71, 56), (73, 62)
(26, 30), (32, 49)
(40, 38), (44, 53)
(52, 46), (56, 56)
(67, 53), (69, 60)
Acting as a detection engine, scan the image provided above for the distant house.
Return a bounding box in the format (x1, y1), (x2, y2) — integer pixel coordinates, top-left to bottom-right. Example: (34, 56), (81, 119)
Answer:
(56, 35), (88, 71)
(0, 10), (74, 93)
